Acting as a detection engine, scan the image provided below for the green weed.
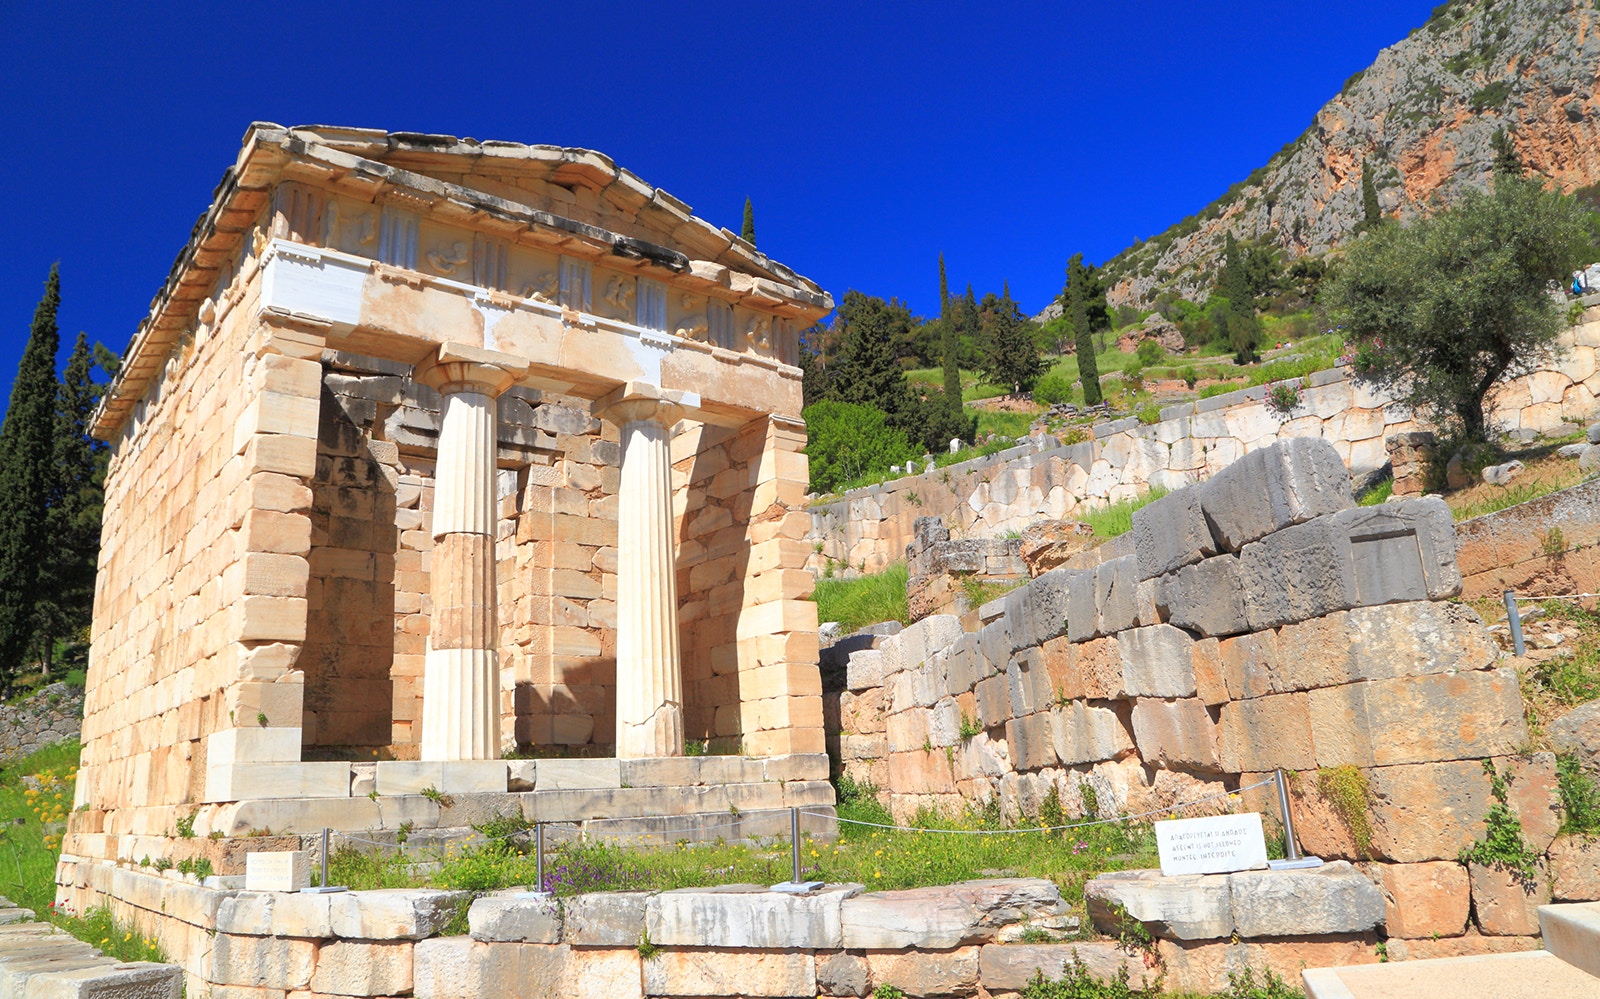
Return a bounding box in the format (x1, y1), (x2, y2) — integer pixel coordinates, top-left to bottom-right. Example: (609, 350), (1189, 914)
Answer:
(1557, 754), (1600, 834)
(813, 563), (910, 632)
(1316, 766), (1373, 858)
(1458, 760), (1542, 890)
(1079, 489), (1169, 539)
(1356, 479), (1393, 506)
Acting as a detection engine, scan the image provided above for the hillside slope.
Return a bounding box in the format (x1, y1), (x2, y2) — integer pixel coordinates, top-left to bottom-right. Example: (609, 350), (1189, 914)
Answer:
(1096, 0), (1600, 310)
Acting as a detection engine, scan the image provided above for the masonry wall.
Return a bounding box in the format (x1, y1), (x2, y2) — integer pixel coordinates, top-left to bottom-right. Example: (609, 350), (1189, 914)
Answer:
(832, 438), (1596, 949)
(1453, 477), (1600, 600)
(809, 314), (1600, 575)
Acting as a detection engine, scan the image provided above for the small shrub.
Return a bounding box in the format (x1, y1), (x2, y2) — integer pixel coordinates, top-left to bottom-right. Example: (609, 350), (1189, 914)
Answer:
(958, 713), (983, 740)
(1557, 754), (1600, 834)
(874, 985), (906, 999)
(1136, 404), (1161, 425)
(1541, 526), (1567, 559)
(1181, 366), (1198, 388)
(1459, 760), (1542, 890)
(1265, 381), (1302, 414)
(637, 928), (662, 960)
(1034, 372), (1076, 406)
(1219, 966), (1306, 999)
(1135, 339), (1164, 366)
(175, 812), (196, 838)
(1316, 766), (1374, 857)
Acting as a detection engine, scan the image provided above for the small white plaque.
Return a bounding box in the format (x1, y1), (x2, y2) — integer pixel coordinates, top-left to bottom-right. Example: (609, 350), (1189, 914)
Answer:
(1154, 812), (1268, 876)
(245, 850), (311, 892)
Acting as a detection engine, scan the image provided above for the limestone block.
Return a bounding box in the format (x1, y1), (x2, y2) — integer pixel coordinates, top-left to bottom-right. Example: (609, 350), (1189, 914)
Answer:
(1218, 692), (1315, 773)
(761, 753), (831, 782)
(1050, 701), (1133, 767)
(1191, 639), (1229, 707)
(206, 728), (301, 767)
(1469, 861), (1550, 935)
(1156, 555), (1249, 638)
(412, 937), (570, 999)
(1132, 485), (1217, 581)
(1072, 637), (1127, 700)
(1131, 698), (1221, 772)
(642, 947), (815, 998)
(204, 762), (350, 803)
(309, 939), (413, 996)
(978, 617), (1011, 671)
(563, 892), (649, 946)
(1217, 630), (1278, 701)
(1238, 519), (1349, 631)
(1227, 861), (1385, 937)
(1066, 569), (1098, 642)
(1550, 701), (1600, 772)
(840, 879), (1069, 949)
(1006, 711), (1057, 771)
(469, 892), (561, 943)
(1006, 650), (1054, 719)
(815, 950), (870, 997)
(243, 851), (309, 892)
(1118, 625), (1196, 698)
(1365, 760), (1495, 863)
(565, 946), (644, 999)
(865, 946), (979, 997)
(845, 650), (888, 692)
(1012, 568), (1074, 648)
(978, 941), (1157, 992)
(975, 675), (1009, 729)
(5, 963), (183, 999)
(1199, 437), (1352, 552)
(1086, 869), (1233, 940)
(1156, 936), (1379, 995)
(534, 759), (621, 790)
(1374, 861), (1470, 938)
(885, 710), (928, 754)
(374, 761), (508, 796)
(208, 933), (315, 989)
(1306, 669), (1527, 768)
(1549, 835), (1600, 901)
(329, 889), (471, 940)
(1346, 602), (1497, 680)
(944, 636), (982, 698)
(1094, 555), (1140, 635)
(646, 884), (859, 948)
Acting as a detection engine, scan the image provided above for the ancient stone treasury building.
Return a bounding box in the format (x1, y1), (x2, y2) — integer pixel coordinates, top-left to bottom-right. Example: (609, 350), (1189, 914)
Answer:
(69, 124), (835, 857)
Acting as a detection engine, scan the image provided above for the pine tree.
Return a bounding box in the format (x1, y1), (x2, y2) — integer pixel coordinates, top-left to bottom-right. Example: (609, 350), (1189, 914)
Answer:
(741, 197), (756, 247)
(1063, 254), (1103, 406)
(979, 285), (1045, 398)
(32, 332), (106, 670)
(0, 267), (62, 689)
(1220, 233), (1262, 364)
(1361, 160), (1383, 230)
(830, 291), (912, 423)
(939, 254), (960, 401)
(1491, 128), (1522, 177)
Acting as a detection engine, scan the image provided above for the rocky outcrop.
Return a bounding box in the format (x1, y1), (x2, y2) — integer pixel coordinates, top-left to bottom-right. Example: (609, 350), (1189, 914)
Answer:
(1095, 0), (1600, 308)
(0, 681), (83, 760)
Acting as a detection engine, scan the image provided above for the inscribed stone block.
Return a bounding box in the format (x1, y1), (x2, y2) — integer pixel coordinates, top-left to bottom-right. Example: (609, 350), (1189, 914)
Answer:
(645, 884), (857, 948)
(1200, 437), (1352, 552)
(244, 851), (309, 892)
(1218, 692), (1315, 772)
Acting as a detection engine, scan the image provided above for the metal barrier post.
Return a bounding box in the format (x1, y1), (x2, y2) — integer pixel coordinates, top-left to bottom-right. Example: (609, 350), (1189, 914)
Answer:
(771, 806), (822, 893)
(1275, 769), (1301, 862)
(301, 826), (347, 893)
(535, 822), (545, 894)
(1504, 590), (1526, 656)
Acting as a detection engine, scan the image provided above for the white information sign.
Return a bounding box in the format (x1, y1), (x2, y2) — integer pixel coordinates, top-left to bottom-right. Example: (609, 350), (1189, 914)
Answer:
(1154, 812), (1269, 876)
(245, 850), (311, 892)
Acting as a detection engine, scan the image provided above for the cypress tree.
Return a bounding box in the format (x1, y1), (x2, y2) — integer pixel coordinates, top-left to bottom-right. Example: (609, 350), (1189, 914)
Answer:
(1064, 254), (1103, 406)
(979, 285), (1045, 398)
(939, 254), (960, 401)
(1491, 128), (1522, 177)
(1361, 161), (1382, 230)
(33, 332), (106, 669)
(741, 197), (757, 247)
(1220, 233), (1262, 364)
(0, 266), (62, 688)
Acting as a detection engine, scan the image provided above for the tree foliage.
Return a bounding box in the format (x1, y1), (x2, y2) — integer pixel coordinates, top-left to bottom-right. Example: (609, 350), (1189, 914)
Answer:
(978, 285), (1044, 397)
(1215, 232), (1263, 363)
(1361, 160), (1383, 230)
(1062, 254), (1108, 405)
(0, 267), (63, 688)
(801, 400), (920, 493)
(1328, 174), (1594, 442)
(740, 197), (756, 246)
(939, 253), (960, 401)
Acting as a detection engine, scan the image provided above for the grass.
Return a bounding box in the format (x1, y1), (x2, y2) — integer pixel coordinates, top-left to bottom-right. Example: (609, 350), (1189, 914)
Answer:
(1079, 489), (1168, 539)
(1447, 450), (1592, 521)
(1525, 600), (1600, 707)
(974, 408), (1037, 440)
(814, 562), (910, 630)
(1355, 479), (1393, 506)
(0, 740), (169, 963)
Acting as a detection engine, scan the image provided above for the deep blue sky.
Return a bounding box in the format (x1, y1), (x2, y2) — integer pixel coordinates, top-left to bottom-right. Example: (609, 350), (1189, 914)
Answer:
(1, 1), (1437, 402)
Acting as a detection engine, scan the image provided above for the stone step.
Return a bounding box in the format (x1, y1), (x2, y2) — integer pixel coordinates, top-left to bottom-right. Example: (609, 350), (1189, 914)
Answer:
(0, 918), (182, 998)
(1303, 950), (1598, 999)
(1540, 901), (1600, 979)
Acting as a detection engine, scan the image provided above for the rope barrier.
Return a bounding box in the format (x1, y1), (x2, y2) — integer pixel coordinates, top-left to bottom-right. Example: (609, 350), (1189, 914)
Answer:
(801, 777), (1278, 836)
(1513, 592), (1600, 602)
(331, 807), (802, 850)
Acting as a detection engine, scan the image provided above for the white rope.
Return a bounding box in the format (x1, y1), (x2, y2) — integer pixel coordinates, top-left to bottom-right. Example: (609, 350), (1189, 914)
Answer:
(331, 808), (797, 850)
(802, 777), (1278, 836)
(1514, 592), (1600, 602)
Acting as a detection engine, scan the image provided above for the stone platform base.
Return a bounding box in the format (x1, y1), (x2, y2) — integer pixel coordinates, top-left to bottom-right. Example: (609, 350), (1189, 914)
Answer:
(65, 754), (836, 867)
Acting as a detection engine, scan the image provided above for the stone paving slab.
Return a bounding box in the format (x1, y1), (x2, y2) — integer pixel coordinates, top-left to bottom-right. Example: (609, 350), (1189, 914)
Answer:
(0, 897), (182, 999)
(1302, 950), (1598, 999)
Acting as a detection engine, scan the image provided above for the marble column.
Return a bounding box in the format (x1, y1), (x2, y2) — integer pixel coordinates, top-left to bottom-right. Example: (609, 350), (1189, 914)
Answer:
(414, 343), (527, 761)
(594, 383), (695, 758)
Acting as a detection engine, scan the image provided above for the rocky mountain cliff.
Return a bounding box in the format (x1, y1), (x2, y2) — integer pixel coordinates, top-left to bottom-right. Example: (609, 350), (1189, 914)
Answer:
(1092, 0), (1600, 311)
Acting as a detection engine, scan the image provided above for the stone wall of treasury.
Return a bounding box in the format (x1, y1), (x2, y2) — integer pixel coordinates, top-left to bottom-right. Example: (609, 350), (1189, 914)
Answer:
(808, 310), (1600, 577)
(830, 438), (1599, 953)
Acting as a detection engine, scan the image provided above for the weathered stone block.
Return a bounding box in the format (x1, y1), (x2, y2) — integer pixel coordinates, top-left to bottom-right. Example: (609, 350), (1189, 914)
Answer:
(328, 888), (471, 940)
(1066, 568), (1099, 643)
(469, 892), (561, 943)
(535, 759), (622, 790)
(1200, 437), (1352, 552)
(208, 933), (315, 989)
(1086, 869), (1233, 940)
(1374, 861), (1470, 938)
(1132, 486), (1217, 581)
(562, 892), (648, 946)
(1006, 649), (1054, 719)
(1549, 834), (1600, 901)
(865, 946), (979, 997)
(1118, 625), (1196, 698)
(1094, 556), (1140, 636)
(1157, 555), (1249, 638)
(309, 939), (413, 996)
(1365, 760), (1494, 863)
(975, 674), (1009, 729)
(1006, 711), (1057, 771)
(642, 947), (815, 998)
(1072, 636), (1126, 700)
(645, 884), (858, 949)
(840, 879), (1069, 950)
(1050, 702), (1133, 767)
(1228, 861), (1385, 937)
(1014, 569), (1074, 648)
(944, 634), (982, 698)
(1307, 669), (1527, 768)
(1131, 698), (1221, 772)
(977, 941), (1157, 992)
(1238, 518), (1349, 631)
(816, 950), (870, 997)
(1218, 692), (1315, 772)
(845, 650), (888, 692)
(1470, 861), (1550, 935)
(1550, 701), (1600, 772)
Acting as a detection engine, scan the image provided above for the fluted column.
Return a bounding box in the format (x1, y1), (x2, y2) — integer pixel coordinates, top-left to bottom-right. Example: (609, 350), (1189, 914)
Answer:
(414, 343), (528, 761)
(594, 382), (695, 758)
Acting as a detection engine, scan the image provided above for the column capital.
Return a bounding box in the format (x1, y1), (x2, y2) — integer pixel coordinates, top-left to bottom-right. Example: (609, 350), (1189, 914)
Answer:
(593, 381), (700, 428)
(414, 342), (530, 397)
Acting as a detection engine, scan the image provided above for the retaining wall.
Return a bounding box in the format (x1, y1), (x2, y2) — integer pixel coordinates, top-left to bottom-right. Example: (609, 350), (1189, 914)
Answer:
(808, 316), (1600, 575)
(1453, 477), (1600, 600)
(829, 438), (1600, 954)
(0, 681), (83, 761)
